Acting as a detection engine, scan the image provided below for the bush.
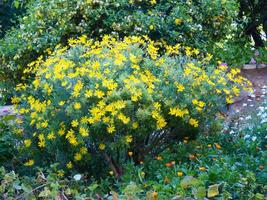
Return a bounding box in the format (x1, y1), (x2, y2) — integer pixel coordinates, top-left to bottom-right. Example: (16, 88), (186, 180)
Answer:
(0, 0), (240, 101)
(0, 114), (17, 170)
(0, 0), (28, 38)
(12, 35), (252, 177)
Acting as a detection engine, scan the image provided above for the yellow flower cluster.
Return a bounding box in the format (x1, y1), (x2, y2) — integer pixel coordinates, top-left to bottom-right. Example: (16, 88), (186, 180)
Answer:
(14, 35), (251, 168)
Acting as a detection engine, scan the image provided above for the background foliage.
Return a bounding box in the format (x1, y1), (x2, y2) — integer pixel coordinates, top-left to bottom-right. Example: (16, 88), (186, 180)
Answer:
(0, 0), (245, 102)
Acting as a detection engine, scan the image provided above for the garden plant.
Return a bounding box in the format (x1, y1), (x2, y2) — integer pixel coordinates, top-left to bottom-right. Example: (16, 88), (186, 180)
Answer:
(0, 0), (266, 199)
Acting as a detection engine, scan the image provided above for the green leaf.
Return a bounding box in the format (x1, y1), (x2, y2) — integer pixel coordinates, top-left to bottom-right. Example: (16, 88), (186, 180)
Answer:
(255, 193), (264, 200)
(207, 184), (220, 198)
(21, 183), (32, 193)
(180, 176), (200, 189)
(192, 186), (206, 199)
(13, 1), (20, 9)
(38, 187), (51, 197)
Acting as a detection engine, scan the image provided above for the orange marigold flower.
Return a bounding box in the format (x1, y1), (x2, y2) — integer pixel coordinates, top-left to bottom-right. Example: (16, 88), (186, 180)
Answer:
(165, 162), (172, 167)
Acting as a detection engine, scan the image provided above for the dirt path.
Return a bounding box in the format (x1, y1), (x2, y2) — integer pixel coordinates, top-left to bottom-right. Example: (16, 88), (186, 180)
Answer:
(226, 67), (267, 127)
(231, 68), (267, 111)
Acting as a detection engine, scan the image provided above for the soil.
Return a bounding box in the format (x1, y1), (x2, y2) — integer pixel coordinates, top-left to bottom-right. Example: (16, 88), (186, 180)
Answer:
(228, 68), (267, 113)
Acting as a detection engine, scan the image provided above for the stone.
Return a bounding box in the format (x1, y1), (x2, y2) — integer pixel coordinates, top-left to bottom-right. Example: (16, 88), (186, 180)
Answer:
(257, 63), (267, 69)
(243, 64), (257, 69)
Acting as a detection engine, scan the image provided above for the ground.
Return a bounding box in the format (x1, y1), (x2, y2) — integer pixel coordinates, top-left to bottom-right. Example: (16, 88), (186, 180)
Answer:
(225, 67), (267, 128)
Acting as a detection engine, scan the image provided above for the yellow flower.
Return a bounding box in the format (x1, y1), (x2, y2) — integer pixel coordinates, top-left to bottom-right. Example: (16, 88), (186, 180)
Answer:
(24, 139), (32, 147)
(232, 86), (240, 96)
(73, 80), (83, 97)
(74, 153), (82, 161)
(79, 127), (89, 137)
(226, 97), (233, 104)
(189, 118), (199, 127)
(66, 161), (73, 169)
(149, 25), (154, 30)
(94, 90), (105, 98)
(47, 132), (56, 140)
(156, 118), (167, 129)
(174, 18), (183, 25)
(192, 99), (198, 105)
(107, 125), (115, 133)
(153, 102), (161, 110)
(71, 120), (79, 127)
(141, 171), (145, 177)
(199, 167), (206, 172)
(57, 170), (64, 177)
(99, 143), (106, 150)
(92, 61), (100, 70)
(38, 134), (45, 148)
(59, 101), (65, 106)
(129, 54), (138, 64)
(41, 120), (48, 128)
(24, 159), (34, 166)
(176, 84), (185, 92)
(132, 122), (138, 129)
(74, 102), (81, 110)
(198, 101), (205, 108)
(85, 89), (93, 98)
(169, 108), (188, 117)
(11, 96), (20, 104)
(125, 135), (133, 143)
(185, 66), (193, 74)
(80, 147), (88, 154)
(150, 0), (156, 5)
(58, 128), (65, 136)
(118, 113), (130, 124)
(177, 172), (183, 177)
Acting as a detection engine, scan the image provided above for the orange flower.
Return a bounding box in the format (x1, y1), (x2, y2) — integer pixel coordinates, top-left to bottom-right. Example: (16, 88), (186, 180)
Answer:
(189, 154), (195, 160)
(128, 151), (133, 157)
(215, 143), (221, 150)
(165, 162), (172, 167)
(156, 156), (162, 161)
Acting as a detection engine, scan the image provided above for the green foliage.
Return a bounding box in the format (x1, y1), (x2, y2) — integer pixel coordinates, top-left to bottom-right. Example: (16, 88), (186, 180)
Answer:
(0, 114), (17, 169)
(0, 0), (240, 101)
(1, 123), (266, 199)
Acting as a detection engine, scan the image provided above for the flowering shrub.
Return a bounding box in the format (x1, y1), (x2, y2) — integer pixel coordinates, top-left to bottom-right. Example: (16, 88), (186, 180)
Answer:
(13, 35), (251, 176)
(0, 0), (240, 101)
